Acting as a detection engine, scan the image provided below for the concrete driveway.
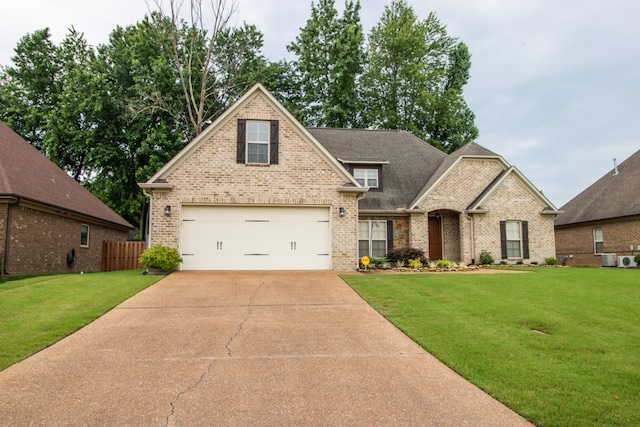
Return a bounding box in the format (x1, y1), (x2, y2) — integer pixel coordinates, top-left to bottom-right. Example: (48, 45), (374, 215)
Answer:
(0, 271), (532, 426)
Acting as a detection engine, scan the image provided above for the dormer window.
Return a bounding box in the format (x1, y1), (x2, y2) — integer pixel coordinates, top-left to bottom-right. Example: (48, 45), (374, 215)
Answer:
(354, 168), (378, 188)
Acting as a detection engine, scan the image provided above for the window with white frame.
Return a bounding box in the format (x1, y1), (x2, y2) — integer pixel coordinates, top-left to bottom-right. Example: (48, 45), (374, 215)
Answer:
(353, 168), (378, 188)
(358, 220), (386, 258)
(80, 224), (90, 247)
(247, 121), (269, 164)
(505, 220), (521, 258)
(593, 228), (604, 254)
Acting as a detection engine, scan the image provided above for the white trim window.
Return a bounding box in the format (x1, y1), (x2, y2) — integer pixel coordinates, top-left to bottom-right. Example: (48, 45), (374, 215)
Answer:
(247, 121), (269, 164)
(358, 220), (386, 258)
(80, 224), (90, 247)
(354, 168), (378, 188)
(593, 228), (604, 254)
(505, 220), (521, 258)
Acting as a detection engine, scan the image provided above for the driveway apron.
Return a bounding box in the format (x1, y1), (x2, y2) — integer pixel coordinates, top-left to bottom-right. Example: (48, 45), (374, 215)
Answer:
(0, 271), (532, 426)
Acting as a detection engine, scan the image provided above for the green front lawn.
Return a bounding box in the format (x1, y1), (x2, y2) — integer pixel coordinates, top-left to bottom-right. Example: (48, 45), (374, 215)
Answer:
(343, 268), (640, 427)
(0, 269), (163, 371)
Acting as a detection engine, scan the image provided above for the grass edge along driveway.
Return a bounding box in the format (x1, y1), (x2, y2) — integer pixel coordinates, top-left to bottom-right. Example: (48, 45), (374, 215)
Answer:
(0, 269), (163, 371)
(343, 268), (640, 427)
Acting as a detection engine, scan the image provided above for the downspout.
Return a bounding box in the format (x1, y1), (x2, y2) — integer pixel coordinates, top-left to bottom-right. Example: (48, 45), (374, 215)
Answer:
(4, 198), (20, 275)
(354, 191), (367, 270)
(141, 189), (153, 246)
(465, 212), (475, 265)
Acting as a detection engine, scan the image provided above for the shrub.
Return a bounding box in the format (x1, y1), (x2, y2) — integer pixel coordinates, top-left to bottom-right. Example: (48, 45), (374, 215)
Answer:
(479, 250), (494, 265)
(386, 247), (426, 264)
(635, 254), (640, 265)
(139, 244), (183, 271)
(545, 257), (559, 266)
(370, 257), (382, 267)
(408, 258), (423, 269)
(437, 258), (454, 268)
(395, 260), (405, 268)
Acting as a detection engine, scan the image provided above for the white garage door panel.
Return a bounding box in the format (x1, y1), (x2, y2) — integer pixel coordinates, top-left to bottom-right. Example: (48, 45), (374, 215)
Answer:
(180, 206), (330, 270)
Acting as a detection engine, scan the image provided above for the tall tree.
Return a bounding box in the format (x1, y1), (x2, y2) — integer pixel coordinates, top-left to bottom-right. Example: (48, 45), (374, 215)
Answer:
(0, 29), (60, 150)
(43, 28), (101, 181)
(86, 19), (186, 227)
(147, 0), (267, 137)
(288, 0), (364, 128)
(361, 0), (431, 135)
(361, 0), (478, 152)
(427, 42), (478, 152)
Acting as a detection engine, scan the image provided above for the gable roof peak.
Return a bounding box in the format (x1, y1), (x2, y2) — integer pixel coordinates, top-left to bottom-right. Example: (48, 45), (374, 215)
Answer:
(450, 141), (501, 158)
(141, 83), (359, 188)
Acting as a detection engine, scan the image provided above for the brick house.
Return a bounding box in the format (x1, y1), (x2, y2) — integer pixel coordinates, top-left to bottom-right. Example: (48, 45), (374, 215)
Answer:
(0, 121), (133, 275)
(555, 150), (640, 267)
(140, 84), (559, 270)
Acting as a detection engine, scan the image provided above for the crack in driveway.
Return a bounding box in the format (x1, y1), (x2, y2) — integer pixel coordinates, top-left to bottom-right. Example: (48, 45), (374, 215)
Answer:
(225, 274), (264, 357)
(164, 275), (265, 426)
(164, 358), (216, 427)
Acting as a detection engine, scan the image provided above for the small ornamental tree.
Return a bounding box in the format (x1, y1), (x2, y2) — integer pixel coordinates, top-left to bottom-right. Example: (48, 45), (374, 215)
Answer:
(139, 244), (183, 271)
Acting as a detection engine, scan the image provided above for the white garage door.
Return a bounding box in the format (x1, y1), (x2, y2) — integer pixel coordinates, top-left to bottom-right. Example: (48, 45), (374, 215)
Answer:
(180, 206), (331, 270)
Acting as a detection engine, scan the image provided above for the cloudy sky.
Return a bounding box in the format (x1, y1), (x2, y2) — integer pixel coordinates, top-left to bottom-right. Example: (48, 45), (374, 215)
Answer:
(1, 0), (638, 208)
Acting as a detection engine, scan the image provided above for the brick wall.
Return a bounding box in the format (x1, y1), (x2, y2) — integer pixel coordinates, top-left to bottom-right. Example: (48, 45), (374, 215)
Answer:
(555, 217), (640, 267)
(5, 205), (128, 275)
(409, 212), (428, 252)
(148, 92), (360, 271)
(473, 173), (556, 264)
(0, 203), (7, 270)
(419, 159), (505, 263)
(441, 211), (461, 261)
(418, 159), (557, 264)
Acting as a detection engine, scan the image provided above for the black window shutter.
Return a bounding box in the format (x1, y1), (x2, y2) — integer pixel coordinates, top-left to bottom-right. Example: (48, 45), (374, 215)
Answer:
(500, 221), (507, 259)
(270, 120), (279, 164)
(522, 221), (530, 259)
(237, 119), (246, 164)
(386, 220), (394, 250)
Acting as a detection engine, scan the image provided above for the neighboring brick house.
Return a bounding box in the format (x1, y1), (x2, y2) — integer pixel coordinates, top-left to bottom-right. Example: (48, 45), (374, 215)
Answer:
(140, 84), (559, 271)
(555, 150), (640, 267)
(0, 121), (133, 275)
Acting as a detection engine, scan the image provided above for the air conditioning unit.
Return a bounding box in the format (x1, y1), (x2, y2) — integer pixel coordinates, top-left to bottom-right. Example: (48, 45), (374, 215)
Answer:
(617, 256), (637, 268)
(601, 253), (616, 267)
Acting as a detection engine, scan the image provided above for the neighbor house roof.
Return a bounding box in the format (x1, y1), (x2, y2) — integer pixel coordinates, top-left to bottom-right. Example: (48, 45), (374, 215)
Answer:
(555, 149), (640, 226)
(0, 121), (133, 229)
(308, 128), (447, 211)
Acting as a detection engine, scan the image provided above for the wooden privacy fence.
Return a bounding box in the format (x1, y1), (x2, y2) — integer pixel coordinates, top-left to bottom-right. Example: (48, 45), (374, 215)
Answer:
(101, 241), (147, 272)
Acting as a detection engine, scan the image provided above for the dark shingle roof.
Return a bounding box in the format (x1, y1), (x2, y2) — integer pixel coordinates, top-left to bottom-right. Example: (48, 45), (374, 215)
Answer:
(307, 128), (447, 210)
(555, 149), (640, 226)
(0, 121), (132, 229)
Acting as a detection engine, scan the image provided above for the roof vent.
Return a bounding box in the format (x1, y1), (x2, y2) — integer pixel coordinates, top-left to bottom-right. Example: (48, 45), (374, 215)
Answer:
(613, 158), (619, 176)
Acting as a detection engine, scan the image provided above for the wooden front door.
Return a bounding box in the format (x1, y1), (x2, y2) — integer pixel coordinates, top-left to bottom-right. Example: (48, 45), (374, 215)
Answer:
(428, 216), (443, 260)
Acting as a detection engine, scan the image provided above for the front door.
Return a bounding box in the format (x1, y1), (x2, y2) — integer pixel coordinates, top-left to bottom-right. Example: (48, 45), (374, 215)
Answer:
(428, 216), (443, 260)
